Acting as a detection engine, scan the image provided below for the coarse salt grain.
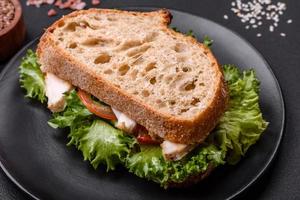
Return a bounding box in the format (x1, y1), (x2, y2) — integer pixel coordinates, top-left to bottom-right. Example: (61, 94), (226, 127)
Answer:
(26, 0), (101, 16)
(287, 19), (292, 24)
(70, 1), (86, 10)
(224, 15), (229, 20)
(92, 0), (100, 6)
(47, 8), (57, 16)
(257, 33), (262, 37)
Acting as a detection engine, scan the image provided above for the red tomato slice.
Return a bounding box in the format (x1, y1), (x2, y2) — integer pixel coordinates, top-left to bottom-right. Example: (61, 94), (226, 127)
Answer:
(77, 89), (117, 120)
(137, 134), (161, 145)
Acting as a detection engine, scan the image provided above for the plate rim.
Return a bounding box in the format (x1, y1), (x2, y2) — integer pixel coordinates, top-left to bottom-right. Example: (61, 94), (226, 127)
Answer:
(0, 38), (40, 200)
(0, 7), (285, 200)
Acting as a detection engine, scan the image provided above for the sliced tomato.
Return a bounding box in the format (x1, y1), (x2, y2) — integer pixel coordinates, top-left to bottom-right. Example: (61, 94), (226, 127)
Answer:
(137, 134), (161, 145)
(77, 89), (117, 120)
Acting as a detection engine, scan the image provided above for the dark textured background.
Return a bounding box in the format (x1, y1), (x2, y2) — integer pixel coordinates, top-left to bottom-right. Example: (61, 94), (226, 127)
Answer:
(0, 0), (299, 199)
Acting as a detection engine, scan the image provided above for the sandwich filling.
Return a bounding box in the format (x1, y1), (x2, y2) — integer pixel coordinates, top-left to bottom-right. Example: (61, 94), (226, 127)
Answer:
(44, 72), (196, 161)
(45, 72), (199, 161)
(19, 50), (268, 187)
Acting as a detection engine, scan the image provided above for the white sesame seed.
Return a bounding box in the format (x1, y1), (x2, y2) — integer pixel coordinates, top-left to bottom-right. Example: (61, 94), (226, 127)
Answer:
(224, 15), (229, 20)
(250, 18), (256, 24)
(227, 0), (289, 37)
(231, 8), (239, 13)
(237, 0), (242, 9)
(280, 33), (286, 37)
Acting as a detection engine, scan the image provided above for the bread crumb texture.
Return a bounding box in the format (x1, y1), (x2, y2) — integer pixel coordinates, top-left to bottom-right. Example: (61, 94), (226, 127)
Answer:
(49, 10), (220, 119)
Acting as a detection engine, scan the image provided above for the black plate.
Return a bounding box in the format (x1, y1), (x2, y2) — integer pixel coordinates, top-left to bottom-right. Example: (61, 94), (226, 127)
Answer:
(0, 8), (284, 200)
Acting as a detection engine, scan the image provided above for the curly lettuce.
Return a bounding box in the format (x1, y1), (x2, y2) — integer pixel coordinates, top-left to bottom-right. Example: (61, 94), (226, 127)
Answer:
(171, 27), (213, 47)
(203, 35), (214, 48)
(212, 65), (268, 164)
(19, 50), (46, 103)
(69, 119), (136, 171)
(126, 145), (223, 187)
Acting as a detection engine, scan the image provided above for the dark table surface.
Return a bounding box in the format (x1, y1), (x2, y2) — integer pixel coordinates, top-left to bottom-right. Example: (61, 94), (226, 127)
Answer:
(0, 0), (299, 199)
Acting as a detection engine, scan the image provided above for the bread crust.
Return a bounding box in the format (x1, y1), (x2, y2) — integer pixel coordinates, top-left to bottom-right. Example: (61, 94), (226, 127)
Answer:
(37, 9), (228, 144)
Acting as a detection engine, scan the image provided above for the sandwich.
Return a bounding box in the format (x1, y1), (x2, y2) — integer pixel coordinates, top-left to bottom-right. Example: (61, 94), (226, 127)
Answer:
(19, 9), (268, 188)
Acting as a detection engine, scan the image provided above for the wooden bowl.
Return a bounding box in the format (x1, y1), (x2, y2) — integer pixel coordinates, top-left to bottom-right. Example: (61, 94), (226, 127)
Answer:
(0, 0), (26, 61)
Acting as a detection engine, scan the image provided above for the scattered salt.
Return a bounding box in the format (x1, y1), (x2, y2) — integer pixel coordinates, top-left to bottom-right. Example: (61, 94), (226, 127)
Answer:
(224, 15), (229, 20)
(92, 0), (100, 6)
(47, 8), (57, 17)
(26, 0), (101, 16)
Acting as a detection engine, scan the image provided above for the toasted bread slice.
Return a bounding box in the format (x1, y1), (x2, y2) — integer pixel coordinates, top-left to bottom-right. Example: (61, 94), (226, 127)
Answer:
(37, 9), (228, 144)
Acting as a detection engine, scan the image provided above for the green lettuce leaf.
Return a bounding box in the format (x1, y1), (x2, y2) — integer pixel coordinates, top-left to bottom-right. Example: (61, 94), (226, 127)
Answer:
(68, 120), (136, 171)
(212, 65), (268, 164)
(186, 30), (196, 38)
(19, 50), (46, 103)
(126, 145), (223, 187)
(126, 145), (168, 184)
(203, 35), (213, 48)
(171, 28), (213, 47)
(48, 90), (92, 128)
(171, 27), (196, 38)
